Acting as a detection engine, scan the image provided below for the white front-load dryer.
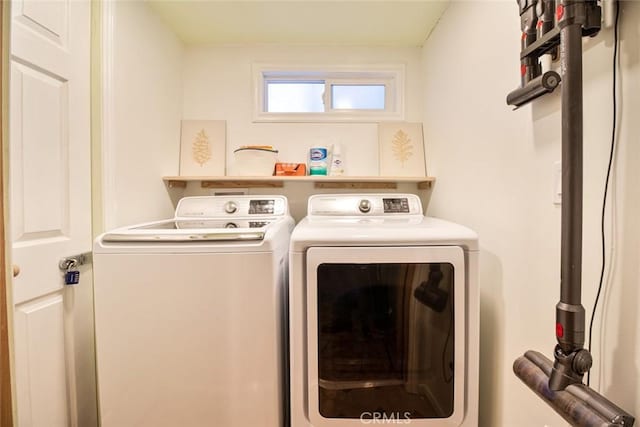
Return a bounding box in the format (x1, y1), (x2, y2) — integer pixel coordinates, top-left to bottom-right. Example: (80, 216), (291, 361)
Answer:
(93, 196), (294, 427)
(289, 194), (479, 427)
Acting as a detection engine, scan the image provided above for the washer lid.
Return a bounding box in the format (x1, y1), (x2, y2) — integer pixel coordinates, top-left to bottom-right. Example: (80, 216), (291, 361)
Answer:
(101, 219), (273, 242)
(129, 219), (274, 230)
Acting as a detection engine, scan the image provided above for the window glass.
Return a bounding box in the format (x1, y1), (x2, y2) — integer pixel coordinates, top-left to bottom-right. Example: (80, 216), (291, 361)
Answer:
(266, 82), (324, 113)
(331, 84), (385, 110)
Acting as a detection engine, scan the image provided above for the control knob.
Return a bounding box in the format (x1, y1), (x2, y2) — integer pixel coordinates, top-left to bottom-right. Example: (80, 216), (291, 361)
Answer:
(224, 201), (237, 214)
(359, 199), (372, 213)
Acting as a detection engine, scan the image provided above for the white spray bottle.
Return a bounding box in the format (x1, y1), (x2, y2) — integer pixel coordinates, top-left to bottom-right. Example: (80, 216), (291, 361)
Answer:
(329, 143), (345, 176)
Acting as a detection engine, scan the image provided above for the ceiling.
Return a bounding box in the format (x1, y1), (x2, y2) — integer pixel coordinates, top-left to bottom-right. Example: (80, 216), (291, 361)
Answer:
(146, 1), (450, 46)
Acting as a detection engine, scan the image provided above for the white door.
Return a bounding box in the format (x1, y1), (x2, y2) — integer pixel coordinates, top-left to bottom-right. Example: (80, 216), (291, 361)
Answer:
(8, 0), (95, 426)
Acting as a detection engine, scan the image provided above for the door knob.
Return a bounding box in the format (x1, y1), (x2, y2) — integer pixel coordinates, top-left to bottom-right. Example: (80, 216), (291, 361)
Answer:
(12, 264), (20, 277)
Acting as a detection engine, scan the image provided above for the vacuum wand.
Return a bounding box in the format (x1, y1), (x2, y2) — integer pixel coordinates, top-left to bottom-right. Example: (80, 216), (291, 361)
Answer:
(549, 2), (591, 392)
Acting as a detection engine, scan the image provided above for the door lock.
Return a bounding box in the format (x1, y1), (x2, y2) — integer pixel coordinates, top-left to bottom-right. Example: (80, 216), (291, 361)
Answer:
(58, 252), (92, 271)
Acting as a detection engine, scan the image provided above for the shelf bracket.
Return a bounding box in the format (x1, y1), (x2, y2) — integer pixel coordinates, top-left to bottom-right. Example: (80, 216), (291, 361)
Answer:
(167, 180), (187, 189)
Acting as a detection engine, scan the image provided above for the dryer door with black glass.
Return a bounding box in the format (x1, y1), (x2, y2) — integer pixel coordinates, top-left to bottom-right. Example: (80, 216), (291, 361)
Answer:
(306, 246), (466, 427)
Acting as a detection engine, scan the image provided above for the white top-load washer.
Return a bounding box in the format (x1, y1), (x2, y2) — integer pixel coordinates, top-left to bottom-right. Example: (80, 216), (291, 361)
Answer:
(289, 194), (479, 427)
(94, 195), (294, 427)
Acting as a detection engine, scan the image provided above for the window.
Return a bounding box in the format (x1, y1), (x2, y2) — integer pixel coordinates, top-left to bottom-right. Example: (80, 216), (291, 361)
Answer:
(253, 65), (405, 122)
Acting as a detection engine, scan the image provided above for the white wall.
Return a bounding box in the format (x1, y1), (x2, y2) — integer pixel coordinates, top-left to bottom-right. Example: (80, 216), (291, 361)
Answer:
(101, 1), (183, 230)
(422, 2), (640, 426)
(181, 45), (424, 177)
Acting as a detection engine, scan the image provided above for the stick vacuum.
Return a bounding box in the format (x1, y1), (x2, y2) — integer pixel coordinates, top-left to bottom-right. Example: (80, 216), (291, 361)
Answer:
(507, 1), (634, 425)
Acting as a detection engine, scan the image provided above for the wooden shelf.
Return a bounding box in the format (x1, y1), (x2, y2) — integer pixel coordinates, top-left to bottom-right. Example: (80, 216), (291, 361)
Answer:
(163, 176), (435, 190)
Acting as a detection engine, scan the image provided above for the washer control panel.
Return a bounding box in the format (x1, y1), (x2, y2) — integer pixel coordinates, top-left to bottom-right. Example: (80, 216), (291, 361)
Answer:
(309, 194), (422, 216)
(249, 199), (276, 215)
(176, 196), (288, 218)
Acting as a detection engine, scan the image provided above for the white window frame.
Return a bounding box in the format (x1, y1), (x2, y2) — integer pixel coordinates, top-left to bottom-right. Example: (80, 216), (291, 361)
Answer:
(253, 64), (405, 122)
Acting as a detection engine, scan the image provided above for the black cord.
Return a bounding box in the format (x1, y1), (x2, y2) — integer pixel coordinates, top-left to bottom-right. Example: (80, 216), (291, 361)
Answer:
(587, 0), (620, 387)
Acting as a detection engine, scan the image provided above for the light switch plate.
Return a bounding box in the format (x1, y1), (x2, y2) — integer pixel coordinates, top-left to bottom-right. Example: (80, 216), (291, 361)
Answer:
(553, 161), (562, 205)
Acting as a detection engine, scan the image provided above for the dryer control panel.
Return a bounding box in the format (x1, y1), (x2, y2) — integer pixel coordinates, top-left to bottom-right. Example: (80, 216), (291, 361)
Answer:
(308, 194), (422, 217)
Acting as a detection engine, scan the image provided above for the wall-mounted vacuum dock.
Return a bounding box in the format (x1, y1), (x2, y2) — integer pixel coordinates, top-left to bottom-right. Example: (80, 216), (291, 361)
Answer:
(506, 0), (600, 109)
